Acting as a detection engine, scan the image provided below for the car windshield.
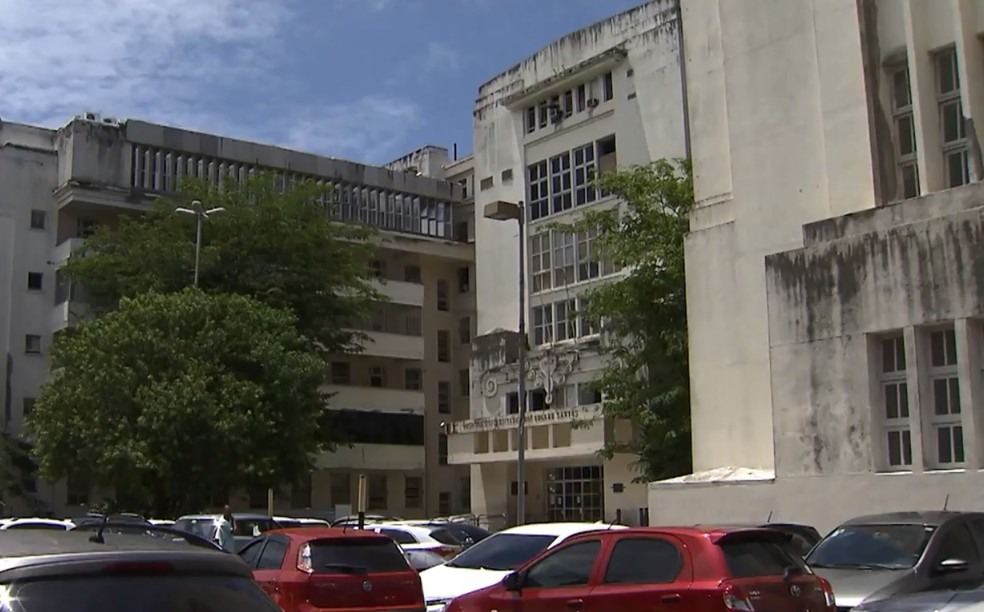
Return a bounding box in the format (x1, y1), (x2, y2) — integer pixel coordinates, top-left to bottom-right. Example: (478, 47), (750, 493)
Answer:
(172, 519), (217, 540)
(807, 524), (934, 570)
(0, 575), (280, 611)
(445, 533), (556, 571)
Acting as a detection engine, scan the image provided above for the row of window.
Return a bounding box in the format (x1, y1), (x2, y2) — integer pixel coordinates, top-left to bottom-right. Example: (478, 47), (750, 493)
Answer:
(328, 361), (467, 412)
(876, 325), (969, 471)
(530, 227), (619, 294)
(128, 144), (460, 241)
(532, 297), (599, 347)
(503, 383), (603, 414)
(889, 47), (970, 200)
(527, 136), (617, 222)
(525, 71), (615, 135)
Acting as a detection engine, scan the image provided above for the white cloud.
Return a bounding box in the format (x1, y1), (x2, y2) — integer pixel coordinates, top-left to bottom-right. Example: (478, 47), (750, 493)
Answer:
(0, 0), (424, 163)
(420, 42), (461, 74)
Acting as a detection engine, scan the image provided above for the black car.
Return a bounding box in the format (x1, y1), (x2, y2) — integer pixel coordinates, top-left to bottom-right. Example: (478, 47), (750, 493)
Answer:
(0, 528), (278, 611)
(697, 522), (822, 557)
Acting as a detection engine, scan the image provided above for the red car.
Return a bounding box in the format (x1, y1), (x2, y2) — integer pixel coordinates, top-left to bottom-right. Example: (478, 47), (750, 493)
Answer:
(445, 525), (836, 612)
(238, 527), (425, 612)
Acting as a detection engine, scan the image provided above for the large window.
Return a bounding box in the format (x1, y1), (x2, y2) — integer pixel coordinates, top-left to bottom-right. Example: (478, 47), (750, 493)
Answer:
(329, 410), (425, 446)
(526, 137), (613, 222)
(528, 161), (549, 220)
(550, 152), (573, 214)
(879, 335), (911, 469)
(530, 298), (600, 347)
(890, 65), (919, 199)
(936, 49), (969, 188)
(530, 229), (617, 294)
(928, 327), (963, 467)
(530, 232), (552, 293)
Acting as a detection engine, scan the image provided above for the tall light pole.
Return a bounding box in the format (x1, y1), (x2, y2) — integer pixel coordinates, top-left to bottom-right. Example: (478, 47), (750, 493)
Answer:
(175, 200), (225, 287)
(483, 200), (528, 526)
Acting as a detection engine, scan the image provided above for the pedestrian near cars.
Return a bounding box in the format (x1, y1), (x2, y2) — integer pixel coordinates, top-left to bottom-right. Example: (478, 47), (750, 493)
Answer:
(214, 505), (236, 553)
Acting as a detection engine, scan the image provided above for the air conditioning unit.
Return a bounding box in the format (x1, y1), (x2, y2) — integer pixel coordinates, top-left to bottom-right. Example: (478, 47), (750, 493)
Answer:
(83, 111), (100, 122)
(586, 98), (600, 109)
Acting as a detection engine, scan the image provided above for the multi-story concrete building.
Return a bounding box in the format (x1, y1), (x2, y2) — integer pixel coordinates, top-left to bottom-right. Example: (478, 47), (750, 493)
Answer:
(653, 0), (984, 533)
(0, 114), (474, 518)
(446, 0), (689, 526)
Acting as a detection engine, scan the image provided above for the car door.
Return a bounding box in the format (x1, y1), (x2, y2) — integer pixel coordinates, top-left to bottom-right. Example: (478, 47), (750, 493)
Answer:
(516, 538), (605, 612)
(253, 535), (291, 607)
(585, 534), (693, 612)
(923, 520), (984, 591)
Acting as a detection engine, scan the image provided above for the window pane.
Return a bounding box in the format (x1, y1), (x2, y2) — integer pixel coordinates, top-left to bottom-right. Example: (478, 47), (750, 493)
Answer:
(885, 383), (899, 419)
(893, 69), (911, 108)
(938, 426), (953, 464)
(901, 430), (912, 465)
(897, 115), (916, 155)
(901, 163), (919, 199)
(887, 431), (902, 466)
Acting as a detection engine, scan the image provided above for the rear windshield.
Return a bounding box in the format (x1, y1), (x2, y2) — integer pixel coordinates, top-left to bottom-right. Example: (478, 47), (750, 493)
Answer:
(719, 537), (811, 578)
(309, 538), (410, 573)
(0, 575), (279, 611)
(377, 528), (417, 545)
(428, 528), (461, 546)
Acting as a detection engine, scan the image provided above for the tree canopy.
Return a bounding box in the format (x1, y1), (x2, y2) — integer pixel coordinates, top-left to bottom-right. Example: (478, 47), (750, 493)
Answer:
(64, 174), (379, 355)
(29, 288), (329, 517)
(561, 159), (694, 481)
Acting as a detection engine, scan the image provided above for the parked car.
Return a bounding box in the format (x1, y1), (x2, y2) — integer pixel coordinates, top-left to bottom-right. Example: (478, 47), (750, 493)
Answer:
(0, 517), (74, 530)
(70, 520), (224, 550)
(698, 521), (822, 557)
(237, 527), (425, 612)
(421, 522), (626, 612)
(273, 516), (332, 529)
(394, 520), (490, 547)
(406, 548), (448, 572)
(368, 523), (465, 559)
(806, 511), (984, 610)
(852, 579), (984, 612)
(445, 525), (836, 612)
(331, 514), (401, 527)
(0, 527), (279, 610)
(173, 513), (281, 552)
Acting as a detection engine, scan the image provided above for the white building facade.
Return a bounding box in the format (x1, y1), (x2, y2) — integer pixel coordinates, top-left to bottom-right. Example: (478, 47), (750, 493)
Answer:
(0, 115), (474, 519)
(449, 0), (689, 526)
(654, 0), (984, 534)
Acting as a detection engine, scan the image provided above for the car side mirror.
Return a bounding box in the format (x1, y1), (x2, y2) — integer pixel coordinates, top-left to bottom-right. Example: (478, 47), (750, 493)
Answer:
(936, 558), (969, 574)
(502, 571), (523, 591)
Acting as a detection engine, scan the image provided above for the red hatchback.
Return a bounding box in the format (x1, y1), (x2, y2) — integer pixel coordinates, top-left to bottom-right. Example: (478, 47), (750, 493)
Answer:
(445, 526), (836, 612)
(238, 527), (425, 612)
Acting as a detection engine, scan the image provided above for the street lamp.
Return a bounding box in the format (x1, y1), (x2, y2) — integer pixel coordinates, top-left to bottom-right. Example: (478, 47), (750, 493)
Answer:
(483, 200), (528, 526)
(175, 200), (225, 287)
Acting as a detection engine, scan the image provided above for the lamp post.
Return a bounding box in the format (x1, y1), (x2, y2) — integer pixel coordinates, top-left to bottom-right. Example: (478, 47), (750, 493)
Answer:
(483, 200), (528, 526)
(175, 200), (225, 287)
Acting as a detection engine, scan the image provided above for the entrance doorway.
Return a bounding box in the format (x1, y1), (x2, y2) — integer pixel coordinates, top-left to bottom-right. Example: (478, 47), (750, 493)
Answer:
(545, 465), (604, 522)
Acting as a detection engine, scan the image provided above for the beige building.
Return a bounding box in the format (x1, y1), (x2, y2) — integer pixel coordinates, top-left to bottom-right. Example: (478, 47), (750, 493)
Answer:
(447, 0), (689, 526)
(0, 114), (474, 518)
(654, 0), (984, 534)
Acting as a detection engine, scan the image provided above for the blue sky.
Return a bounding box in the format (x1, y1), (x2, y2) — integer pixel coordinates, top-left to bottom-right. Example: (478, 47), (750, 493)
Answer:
(1, 0), (644, 165)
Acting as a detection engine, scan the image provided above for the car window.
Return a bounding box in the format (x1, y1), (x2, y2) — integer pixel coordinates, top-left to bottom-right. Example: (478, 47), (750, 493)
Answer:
(934, 523), (981, 564)
(233, 519), (272, 538)
(604, 538), (683, 584)
(0, 575), (280, 611)
(525, 540), (602, 588)
(309, 538), (410, 573)
(378, 528), (417, 545)
(720, 538), (809, 578)
(446, 533), (556, 571)
(238, 540), (265, 567)
(429, 529), (461, 546)
(807, 524), (933, 570)
(256, 539), (287, 570)
(173, 519), (217, 541)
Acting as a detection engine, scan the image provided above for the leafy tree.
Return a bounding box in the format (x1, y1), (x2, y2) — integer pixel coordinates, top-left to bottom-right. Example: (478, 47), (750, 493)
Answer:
(64, 174), (379, 356)
(29, 288), (328, 517)
(0, 434), (41, 514)
(559, 159), (694, 481)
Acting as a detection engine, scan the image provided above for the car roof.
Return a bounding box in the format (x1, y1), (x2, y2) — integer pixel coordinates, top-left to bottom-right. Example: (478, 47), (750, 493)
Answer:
(562, 525), (793, 542)
(372, 524), (434, 536)
(266, 527), (394, 541)
(0, 530), (247, 575)
(497, 522), (626, 537)
(840, 511), (984, 527)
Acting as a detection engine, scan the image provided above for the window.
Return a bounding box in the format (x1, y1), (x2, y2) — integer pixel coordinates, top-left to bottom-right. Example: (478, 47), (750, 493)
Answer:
(330, 473), (351, 505)
(437, 330), (451, 362)
(573, 144), (596, 206)
(554, 299), (578, 341)
(936, 49), (968, 188)
(330, 410), (425, 445)
(525, 106), (537, 134)
(528, 161), (549, 221)
(891, 66), (919, 199)
(404, 265), (422, 284)
(404, 367), (422, 391)
(533, 305), (554, 346)
(506, 391), (519, 415)
(439, 434), (449, 465)
(929, 327), (963, 466)
(457, 266), (470, 293)
(369, 366), (385, 388)
(404, 476), (423, 509)
(308, 539), (409, 573)
(577, 297), (599, 336)
(525, 540), (601, 588)
(257, 539), (288, 570)
(460, 476), (471, 511)
(552, 231), (575, 286)
(30, 210), (46, 229)
(604, 538), (683, 584)
(25, 335), (41, 354)
(291, 477), (311, 508)
(576, 84), (587, 112)
(577, 383), (602, 406)
(437, 279), (449, 311)
(721, 538), (810, 577)
(459, 317), (471, 345)
(368, 475), (387, 509)
(438, 492), (451, 515)
(879, 335), (911, 469)
(22, 398), (35, 418)
(330, 361), (351, 385)
(502, 168), (514, 182)
(26, 272), (43, 291)
(602, 72), (614, 101)
(934, 523), (980, 564)
(530, 232), (552, 293)
(459, 369), (470, 397)
(438, 381), (451, 414)
(549, 152), (573, 214)
(370, 260), (385, 278)
(480, 176), (494, 191)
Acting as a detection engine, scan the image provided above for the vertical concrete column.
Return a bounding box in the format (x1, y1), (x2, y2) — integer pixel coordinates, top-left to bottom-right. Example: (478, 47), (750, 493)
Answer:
(469, 463), (508, 525)
(903, 326), (926, 472)
(953, 0), (984, 181)
(902, 0), (944, 193)
(954, 318), (983, 468)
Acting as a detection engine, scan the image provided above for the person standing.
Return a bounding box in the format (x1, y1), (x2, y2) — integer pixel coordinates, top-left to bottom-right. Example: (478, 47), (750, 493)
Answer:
(214, 505), (236, 553)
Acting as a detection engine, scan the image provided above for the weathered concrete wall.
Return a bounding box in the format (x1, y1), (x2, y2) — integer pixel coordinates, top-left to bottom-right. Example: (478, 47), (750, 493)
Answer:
(766, 182), (984, 477)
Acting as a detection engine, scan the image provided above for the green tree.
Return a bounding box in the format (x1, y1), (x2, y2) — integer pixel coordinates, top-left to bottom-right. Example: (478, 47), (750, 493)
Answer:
(28, 288), (328, 517)
(561, 159), (694, 481)
(64, 174), (379, 356)
(0, 434), (40, 514)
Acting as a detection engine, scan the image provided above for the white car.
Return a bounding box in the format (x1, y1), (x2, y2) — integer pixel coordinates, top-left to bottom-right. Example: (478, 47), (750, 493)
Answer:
(367, 523), (464, 560)
(1, 518), (73, 531)
(420, 522), (626, 612)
